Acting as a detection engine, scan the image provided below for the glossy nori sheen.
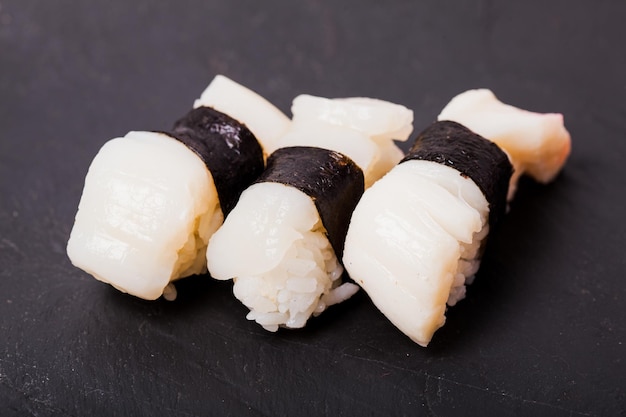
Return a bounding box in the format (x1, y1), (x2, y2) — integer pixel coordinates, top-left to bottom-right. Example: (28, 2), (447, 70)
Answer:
(169, 106), (265, 216)
(256, 146), (364, 259)
(401, 120), (513, 227)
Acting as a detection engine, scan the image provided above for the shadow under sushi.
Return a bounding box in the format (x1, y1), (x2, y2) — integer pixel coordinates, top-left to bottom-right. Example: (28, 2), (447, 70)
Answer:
(424, 175), (573, 354)
(100, 273), (242, 321)
(95, 171), (570, 354)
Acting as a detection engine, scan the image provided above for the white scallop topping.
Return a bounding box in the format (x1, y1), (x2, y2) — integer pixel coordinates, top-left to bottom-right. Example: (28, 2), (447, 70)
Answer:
(286, 94), (413, 186)
(274, 120), (380, 185)
(207, 183), (319, 279)
(194, 75), (291, 154)
(67, 131), (220, 300)
(292, 95), (413, 140)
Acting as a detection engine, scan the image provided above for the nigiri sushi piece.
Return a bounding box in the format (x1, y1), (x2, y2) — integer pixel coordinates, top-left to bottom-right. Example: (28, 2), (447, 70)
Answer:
(194, 74), (291, 155)
(437, 89), (571, 198)
(67, 107), (264, 300)
(343, 121), (513, 346)
(205, 94), (413, 331)
(207, 146), (364, 331)
(274, 95), (414, 187)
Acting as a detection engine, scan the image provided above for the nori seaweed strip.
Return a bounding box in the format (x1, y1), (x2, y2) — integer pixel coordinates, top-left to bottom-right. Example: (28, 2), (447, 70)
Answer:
(168, 106), (264, 216)
(401, 121), (512, 227)
(257, 146), (364, 259)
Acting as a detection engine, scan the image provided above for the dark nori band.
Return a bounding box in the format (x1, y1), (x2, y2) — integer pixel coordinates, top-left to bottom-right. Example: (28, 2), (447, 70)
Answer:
(256, 146), (364, 259)
(401, 120), (513, 227)
(168, 106), (264, 217)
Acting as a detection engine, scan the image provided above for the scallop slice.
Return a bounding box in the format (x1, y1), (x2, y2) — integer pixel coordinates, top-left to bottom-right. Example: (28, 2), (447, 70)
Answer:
(343, 166), (473, 346)
(438, 89), (571, 197)
(366, 137), (406, 183)
(67, 131), (220, 300)
(194, 74), (291, 154)
(207, 183), (319, 279)
(390, 161), (486, 244)
(288, 94), (413, 186)
(273, 120), (380, 186)
(292, 95), (413, 140)
(404, 160), (490, 227)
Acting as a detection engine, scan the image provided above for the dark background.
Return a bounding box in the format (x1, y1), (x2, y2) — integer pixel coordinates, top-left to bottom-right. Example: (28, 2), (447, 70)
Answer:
(1, 1), (624, 416)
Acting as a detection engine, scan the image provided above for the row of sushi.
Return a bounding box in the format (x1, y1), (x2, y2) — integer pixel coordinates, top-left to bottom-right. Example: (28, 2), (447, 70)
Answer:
(66, 75), (571, 347)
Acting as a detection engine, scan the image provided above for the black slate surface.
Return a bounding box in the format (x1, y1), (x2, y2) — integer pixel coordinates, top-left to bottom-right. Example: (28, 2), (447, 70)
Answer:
(1, 1), (624, 416)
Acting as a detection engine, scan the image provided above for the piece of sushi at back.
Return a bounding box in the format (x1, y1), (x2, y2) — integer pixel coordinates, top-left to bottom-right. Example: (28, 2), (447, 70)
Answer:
(67, 106), (265, 301)
(437, 89), (571, 199)
(343, 121), (512, 347)
(193, 74), (291, 156)
(170, 106), (264, 216)
(276, 95), (414, 187)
